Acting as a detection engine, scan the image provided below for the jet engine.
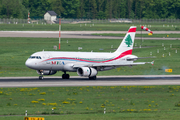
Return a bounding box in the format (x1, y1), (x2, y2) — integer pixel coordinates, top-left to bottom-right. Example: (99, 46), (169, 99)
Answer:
(36, 70), (57, 75)
(77, 67), (97, 77)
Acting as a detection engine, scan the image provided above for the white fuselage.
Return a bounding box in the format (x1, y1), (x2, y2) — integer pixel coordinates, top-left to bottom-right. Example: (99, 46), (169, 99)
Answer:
(25, 51), (136, 71)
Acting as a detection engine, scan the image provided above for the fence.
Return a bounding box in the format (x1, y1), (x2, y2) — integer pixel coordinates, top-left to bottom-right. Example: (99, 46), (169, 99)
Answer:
(0, 18), (46, 24)
(0, 18), (179, 24)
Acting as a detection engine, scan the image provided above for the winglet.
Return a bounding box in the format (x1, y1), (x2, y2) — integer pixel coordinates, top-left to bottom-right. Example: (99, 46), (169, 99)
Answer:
(151, 61), (154, 65)
(146, 61), (154, 65)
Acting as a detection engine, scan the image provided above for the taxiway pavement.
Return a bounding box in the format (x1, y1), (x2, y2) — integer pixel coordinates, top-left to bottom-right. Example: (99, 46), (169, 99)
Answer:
(0, 31), (180, 40)
(0, 75), (180, 88)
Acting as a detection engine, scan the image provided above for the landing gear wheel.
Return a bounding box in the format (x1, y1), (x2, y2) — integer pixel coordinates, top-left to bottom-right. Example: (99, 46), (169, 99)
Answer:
(39, 71), (44, 80)
(66, 74), (70, 79)
(89, 76), (96, 80)
(39, 76), (43, 80)
(62, 74), (70, 79)
(62, 74), (65, 79)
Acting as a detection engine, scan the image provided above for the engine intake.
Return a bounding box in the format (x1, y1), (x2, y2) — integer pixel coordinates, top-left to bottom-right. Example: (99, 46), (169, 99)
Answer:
(37, 70), (57, 75)
(77, 67), (97, 77)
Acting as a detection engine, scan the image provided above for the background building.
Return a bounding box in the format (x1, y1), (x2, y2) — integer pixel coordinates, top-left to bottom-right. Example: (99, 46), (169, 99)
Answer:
(44, 11), (57, 23)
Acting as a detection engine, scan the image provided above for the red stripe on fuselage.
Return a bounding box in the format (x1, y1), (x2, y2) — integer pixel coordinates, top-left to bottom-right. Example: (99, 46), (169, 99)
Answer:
(128, 28), (136, 33)
(42, 49), (132, 63)
(104, 49), (132, 63)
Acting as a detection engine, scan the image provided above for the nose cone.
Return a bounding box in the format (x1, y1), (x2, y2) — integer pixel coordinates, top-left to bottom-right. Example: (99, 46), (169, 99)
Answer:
(25, 59), (32, 68)
(25, 59), (38, 69)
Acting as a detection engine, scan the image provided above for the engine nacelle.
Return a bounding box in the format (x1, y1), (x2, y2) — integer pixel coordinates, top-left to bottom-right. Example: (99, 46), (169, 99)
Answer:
(77, 67), (97, 77)
(37, 70), (57, 75)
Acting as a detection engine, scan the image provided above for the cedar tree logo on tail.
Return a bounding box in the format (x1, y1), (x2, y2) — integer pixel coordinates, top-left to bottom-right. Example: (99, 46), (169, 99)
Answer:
(125, 34), (133, 47)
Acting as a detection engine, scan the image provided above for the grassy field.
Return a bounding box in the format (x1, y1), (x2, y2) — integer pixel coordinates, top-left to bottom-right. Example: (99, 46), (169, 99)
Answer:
(0, 23), (179, 31)
(1, 85), (180, 119)
(0, 37), (180, 77)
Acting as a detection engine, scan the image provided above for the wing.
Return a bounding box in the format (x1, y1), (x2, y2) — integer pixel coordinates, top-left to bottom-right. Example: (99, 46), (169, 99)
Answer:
(73, 61), (154, 68)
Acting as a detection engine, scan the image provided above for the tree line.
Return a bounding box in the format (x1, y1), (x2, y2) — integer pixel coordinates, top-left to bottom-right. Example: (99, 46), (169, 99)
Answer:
(0, 0), (180, 19)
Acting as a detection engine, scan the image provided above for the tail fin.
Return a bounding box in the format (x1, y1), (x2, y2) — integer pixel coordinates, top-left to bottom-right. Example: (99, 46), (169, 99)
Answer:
(114, 26), (136, 55)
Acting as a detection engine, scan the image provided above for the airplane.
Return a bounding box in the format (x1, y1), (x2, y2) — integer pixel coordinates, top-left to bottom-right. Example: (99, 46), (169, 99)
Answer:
(25, 26), (154, 80)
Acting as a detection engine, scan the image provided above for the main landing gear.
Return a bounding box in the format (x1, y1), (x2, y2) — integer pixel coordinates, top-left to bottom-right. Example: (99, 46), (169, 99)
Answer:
(62, 71), (70, 79)
(89, 76), (96, 80)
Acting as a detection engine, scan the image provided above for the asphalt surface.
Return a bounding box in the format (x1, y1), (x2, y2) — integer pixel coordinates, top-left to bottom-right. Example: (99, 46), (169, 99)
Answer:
(0, 75), (180, 87)
(0, 31), (180, 40)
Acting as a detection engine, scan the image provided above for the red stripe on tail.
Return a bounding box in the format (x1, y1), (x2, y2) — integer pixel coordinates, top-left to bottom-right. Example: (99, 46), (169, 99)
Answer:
(128, 28), (136, 33)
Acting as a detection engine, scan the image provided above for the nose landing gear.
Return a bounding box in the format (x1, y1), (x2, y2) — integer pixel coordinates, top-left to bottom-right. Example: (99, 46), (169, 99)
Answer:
(39, 76), (43, 80)
(39, 70), (44, 80)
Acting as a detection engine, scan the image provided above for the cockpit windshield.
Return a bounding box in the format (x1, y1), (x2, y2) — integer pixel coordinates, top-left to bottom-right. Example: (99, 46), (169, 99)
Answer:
(29, 56), (42, 59)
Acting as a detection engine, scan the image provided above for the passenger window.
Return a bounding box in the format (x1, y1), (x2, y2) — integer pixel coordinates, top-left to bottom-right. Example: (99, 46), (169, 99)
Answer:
(29, 56), (42, 59)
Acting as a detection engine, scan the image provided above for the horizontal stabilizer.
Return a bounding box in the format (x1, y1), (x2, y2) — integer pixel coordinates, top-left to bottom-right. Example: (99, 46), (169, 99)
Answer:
(126, 56), (156, 61)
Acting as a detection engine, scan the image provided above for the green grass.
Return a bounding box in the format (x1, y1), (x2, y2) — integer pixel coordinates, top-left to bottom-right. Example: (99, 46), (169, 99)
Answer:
(1, 85), (180, 119)
(1, 112), (180, 120)
(92, 33), (180, 38)
(0, 37), (180, 77)
(0, 23), (179, 31)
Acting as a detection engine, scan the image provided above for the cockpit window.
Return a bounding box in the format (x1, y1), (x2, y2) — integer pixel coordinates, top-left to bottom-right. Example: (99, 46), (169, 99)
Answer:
(29, 56), (42, 59)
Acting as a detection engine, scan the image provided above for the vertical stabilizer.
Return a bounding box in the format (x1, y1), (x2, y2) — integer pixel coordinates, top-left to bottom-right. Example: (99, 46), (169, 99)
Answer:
(114, 26), (136, 55)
